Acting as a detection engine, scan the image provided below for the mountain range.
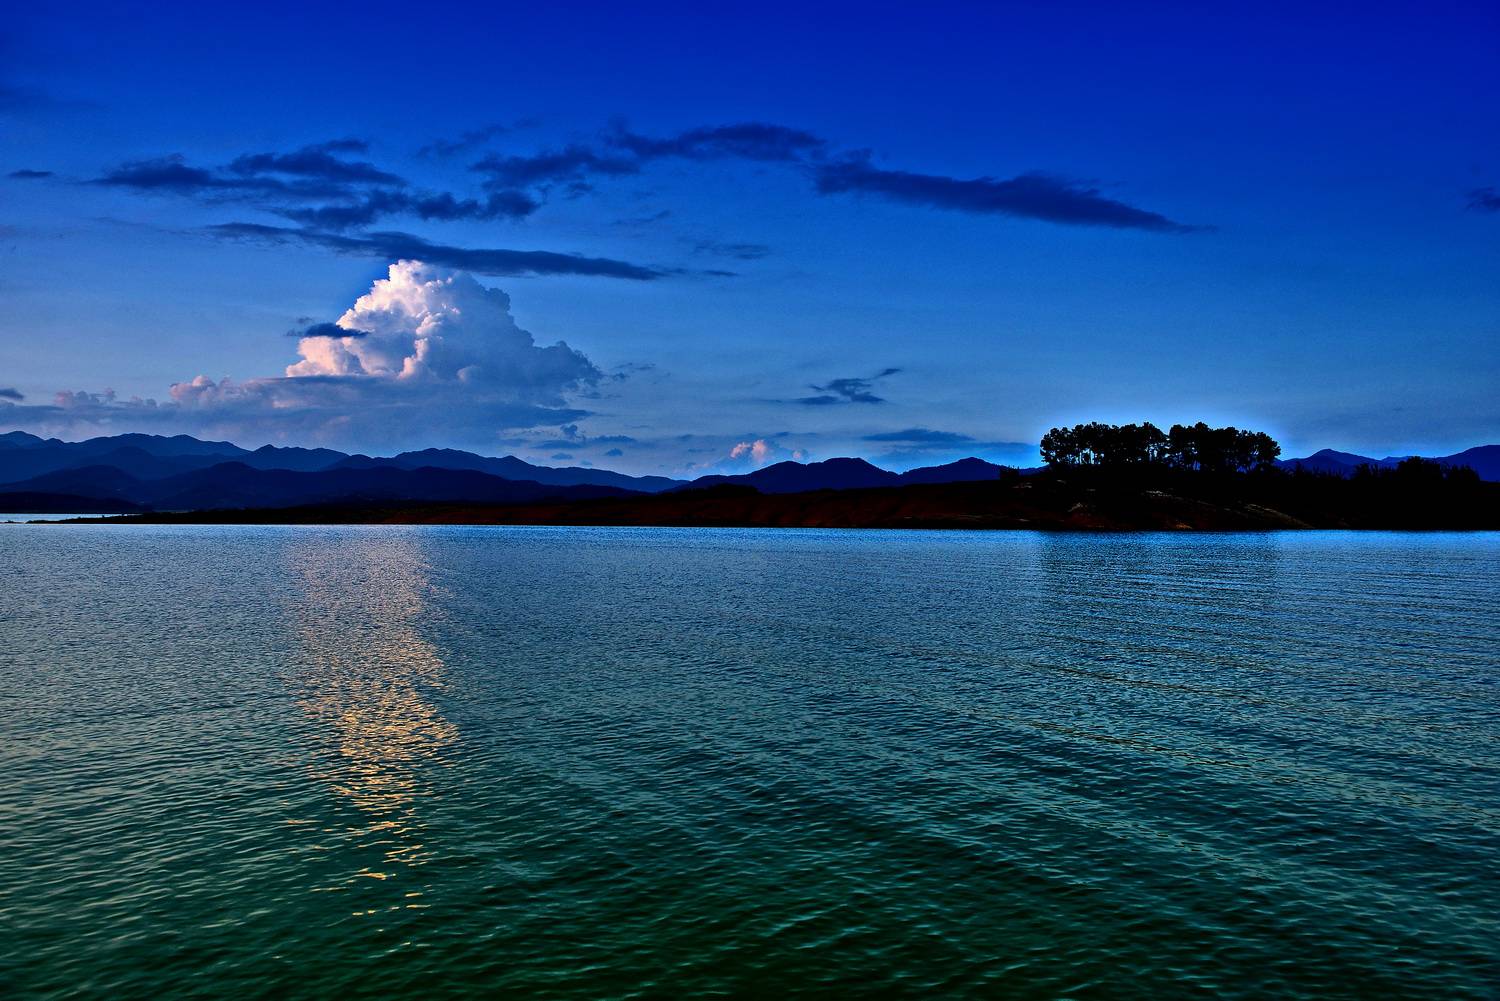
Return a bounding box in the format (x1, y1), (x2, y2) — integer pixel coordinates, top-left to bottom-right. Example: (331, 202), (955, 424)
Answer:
(0, 432), (1018, 512)
(1, 431), (1495, 513)
(1275, 446), (1500, 480)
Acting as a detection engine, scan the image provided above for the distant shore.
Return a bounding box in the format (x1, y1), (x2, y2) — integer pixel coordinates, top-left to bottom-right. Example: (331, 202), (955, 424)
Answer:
(41, 473), (1500, 531)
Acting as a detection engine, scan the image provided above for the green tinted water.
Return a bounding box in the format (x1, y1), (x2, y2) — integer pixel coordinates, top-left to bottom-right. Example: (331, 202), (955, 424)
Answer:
(2, 526), (1497, 998)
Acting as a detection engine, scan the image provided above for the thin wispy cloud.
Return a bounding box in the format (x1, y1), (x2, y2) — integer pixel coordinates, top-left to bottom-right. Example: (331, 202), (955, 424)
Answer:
(464, 119), (1198, 233)
(815, 158), (1201, 232)
(693, 240), (771, 260)
(796, 367), (901, 406)
(472, 145), (639, 188)
(276, 190), (539, 229)
(1468, 187), (1500, 212)
(207, 223), (671, 280)
(860, 427), (1038, 469)
(863, 427), (974, 444)
(95, 144), (539, 230)
(608, 122), (826, 162)
(226, 140), (401, 185)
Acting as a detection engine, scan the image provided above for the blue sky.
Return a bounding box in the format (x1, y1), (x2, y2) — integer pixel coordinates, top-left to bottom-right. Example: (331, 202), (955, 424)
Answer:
(1, 1), (1496, 473)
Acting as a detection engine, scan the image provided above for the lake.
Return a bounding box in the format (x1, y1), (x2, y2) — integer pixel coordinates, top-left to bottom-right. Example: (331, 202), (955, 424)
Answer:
(2, 526), (1497, 998)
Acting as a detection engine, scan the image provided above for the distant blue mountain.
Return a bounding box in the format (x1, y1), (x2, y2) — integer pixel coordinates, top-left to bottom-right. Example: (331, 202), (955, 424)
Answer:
(239, 444), (352, 472)
(680, 455), (1017, 493)
(683, 457), (902, 494)
(1278, 445), (1500, 481)
(336, 448), (685, 493)
(0, 461), (638, 511)
(0, 432), (686, 493)
(0, 432), (249, 481)
(896, 457), (1012, 485)
(1436, 445), (1500, 481)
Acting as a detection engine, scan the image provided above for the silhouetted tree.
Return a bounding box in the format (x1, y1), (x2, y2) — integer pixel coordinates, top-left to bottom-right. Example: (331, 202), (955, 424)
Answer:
(1394, 457), (1446, 484)
(1043, 420), (1279, 472)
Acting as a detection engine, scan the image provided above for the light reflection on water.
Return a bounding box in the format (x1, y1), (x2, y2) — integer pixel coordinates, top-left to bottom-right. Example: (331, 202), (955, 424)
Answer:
(284, 535), (457, 889)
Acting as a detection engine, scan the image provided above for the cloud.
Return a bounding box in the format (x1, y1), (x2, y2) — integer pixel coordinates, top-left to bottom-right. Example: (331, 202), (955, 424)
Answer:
(227, 141), (402, 185)
(1469, 187), (1500, 212)
(207, 223), (668, 280)
(604, 447), (624, 457)
(712, 438), (808, 470)
(277, 189), (539, 229)
(284, 261), (598, 385)
(95, 144), (538, 230)
(459, 119), (1204, 235)
(290, 322), (370, 339)
(609, 122), (826, 162)
(523, 425), (636, 450)
(472, 145), (639, 188)
(97, 155), (313, 196)
(0, 387), (22, 401)
(814, 157), (1199, 232)
(795, 367), (900, 405)
(0, 262), (604, 449)
(694, 240), (771, 260)
(863, 427), (973, 443)
(8, 169), (52, 179)
(858, 427), (1040, 470)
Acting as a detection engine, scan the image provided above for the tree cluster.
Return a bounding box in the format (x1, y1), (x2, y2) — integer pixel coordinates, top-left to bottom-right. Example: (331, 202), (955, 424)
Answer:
(1040, 421), (1281, 473)
(1352, 456), (1481, 485)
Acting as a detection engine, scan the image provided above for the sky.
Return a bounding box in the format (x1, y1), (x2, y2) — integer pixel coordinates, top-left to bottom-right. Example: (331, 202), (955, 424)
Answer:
(1, 1), (1496, 474)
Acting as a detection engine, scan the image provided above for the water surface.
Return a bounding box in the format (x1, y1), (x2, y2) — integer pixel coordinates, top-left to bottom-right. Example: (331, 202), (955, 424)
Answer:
(2, 527), (1497, 998)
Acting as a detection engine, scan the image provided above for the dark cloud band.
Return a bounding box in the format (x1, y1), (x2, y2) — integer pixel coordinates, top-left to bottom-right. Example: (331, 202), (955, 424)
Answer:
(208, 223), (669, 280)
(815, 159), (1199, 232)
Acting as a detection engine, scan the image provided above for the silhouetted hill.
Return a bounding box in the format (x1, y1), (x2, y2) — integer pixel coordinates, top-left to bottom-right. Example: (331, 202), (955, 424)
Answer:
(0, 433), (248, 482)
(0, 461), (639, 511)
(897, 457), (1010, 485)
(0, 431), (52, 450)
(6, 464), (144, 499)
(679, 456), (1015, 493)
(1278, 449), (1377, 475)
(1278, 445), (1500, 480)
(684, 457), (901, 493)
(1438, 445), (1500, 481)
(239, 444), (350, 471)
(335, 448), (684, 492)
(0, 431), (684, 493)
(67, 466), (1500, 531)
(80, 433), (244, 459)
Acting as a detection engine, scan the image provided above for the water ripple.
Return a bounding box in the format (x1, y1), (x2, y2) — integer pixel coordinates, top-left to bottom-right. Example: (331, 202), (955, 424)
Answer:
(1, 527), (1497, 998)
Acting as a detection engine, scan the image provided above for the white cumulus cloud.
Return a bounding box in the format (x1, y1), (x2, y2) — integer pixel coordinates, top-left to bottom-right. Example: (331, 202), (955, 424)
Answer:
(1, 261), (604, 449)
(689, 437), (809, 473)
(285, 261), (597, 391)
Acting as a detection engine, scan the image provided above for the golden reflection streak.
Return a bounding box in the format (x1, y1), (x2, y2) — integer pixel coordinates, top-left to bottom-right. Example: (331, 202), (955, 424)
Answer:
(286, 534), (457, 882)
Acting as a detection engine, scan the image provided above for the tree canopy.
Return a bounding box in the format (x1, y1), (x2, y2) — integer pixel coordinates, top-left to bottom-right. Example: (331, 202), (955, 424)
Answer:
(1040, 421), (1280, 472)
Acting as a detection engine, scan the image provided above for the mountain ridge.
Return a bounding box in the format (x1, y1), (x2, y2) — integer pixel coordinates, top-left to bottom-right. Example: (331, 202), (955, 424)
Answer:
(1, 431), (1497, 513)
(1278, 444), (1500, 480)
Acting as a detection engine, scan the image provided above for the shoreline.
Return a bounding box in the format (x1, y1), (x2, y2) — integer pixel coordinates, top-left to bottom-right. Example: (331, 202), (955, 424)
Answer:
(17, 474), (1499, 532)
